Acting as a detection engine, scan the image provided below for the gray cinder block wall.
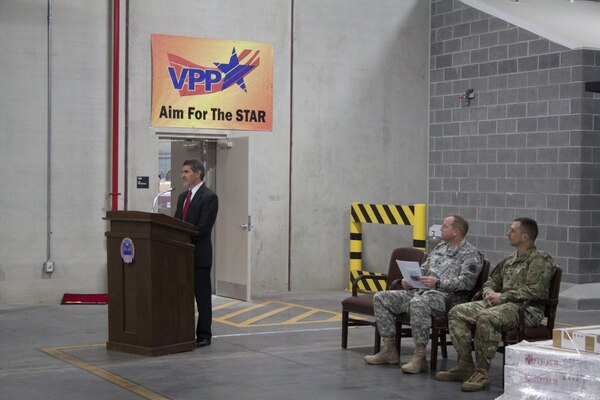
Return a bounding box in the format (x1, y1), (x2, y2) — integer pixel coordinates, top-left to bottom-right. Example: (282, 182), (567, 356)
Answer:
(429, 0), (600, 283)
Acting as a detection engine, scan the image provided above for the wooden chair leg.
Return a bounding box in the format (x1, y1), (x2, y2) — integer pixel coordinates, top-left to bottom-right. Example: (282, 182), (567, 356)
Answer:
(374, 326), (381, 354)
(430, 328), (438, 371)
(441, 331), (448, 358)
(395, 323), (402, 355)
(341, 311), (349, 349)
(502, 346), (506, 387)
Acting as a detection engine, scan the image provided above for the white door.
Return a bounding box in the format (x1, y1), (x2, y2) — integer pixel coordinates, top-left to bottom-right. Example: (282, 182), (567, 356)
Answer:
(215, 137), (251, 301)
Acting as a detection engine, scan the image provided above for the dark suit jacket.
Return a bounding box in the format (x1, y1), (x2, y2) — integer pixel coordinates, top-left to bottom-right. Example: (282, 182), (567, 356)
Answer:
(174, 184), (219, 269)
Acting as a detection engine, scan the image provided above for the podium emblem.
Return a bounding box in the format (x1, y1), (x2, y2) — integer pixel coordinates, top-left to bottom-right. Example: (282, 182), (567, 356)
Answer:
(120, 237), (135, 264)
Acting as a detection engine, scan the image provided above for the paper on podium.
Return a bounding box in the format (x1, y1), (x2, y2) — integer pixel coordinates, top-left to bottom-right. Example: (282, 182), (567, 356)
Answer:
(396, 260), (426, 288)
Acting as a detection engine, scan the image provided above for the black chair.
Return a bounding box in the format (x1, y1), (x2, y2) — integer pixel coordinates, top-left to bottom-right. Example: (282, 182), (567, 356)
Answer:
(341, 247), (427, 353)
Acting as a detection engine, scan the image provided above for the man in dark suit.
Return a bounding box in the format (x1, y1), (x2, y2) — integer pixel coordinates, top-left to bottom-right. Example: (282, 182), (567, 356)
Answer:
(174, 159), (219, 347)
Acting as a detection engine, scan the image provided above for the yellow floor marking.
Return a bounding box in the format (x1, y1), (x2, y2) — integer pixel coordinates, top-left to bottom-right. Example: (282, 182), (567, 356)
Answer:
(282, 308), (321, 324)
(45, 343), (106, 350)
(269, 300), (339, 315)
(217, 301), (273, 320)
(212, 300), (343, 327)
(212, 299), (240, 311)
(40, 346), (169, 400)
(554, 321), (577, 327)
(237, 304), (295, 327)
(212, 317), (255, 328)
(323, 314), (343, 322)
(213, 319), (342, 328)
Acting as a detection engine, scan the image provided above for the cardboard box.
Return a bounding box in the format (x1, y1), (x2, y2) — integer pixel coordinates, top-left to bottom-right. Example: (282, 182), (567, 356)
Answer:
(553, 325), (600, 354)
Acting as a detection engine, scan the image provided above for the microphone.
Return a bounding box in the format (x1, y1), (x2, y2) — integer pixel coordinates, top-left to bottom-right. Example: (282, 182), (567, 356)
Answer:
(152, 187), (174, 212)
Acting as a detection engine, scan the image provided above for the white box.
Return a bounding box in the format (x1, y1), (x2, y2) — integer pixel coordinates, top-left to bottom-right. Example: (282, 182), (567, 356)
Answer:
(504, 340), (600, 400)
(504, 365), (600, 399)
(553, 325), (600, 354)
(506, 340), (599, 376)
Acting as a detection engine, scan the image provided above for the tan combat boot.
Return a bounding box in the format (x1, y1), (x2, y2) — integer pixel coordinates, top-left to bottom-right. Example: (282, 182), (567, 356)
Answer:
(400, 344), (428, 374)
(461, 369), (490, 392)
(364, 338), (399, 365)
(435, 355), (474, 381)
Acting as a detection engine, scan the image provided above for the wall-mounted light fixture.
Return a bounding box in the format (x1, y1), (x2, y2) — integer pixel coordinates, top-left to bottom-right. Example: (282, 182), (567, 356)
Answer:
(459, 88), (476, 107)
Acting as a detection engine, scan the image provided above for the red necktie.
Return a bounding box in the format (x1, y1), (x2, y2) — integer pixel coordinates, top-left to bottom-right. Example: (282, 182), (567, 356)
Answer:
(182, 190), (192, 220)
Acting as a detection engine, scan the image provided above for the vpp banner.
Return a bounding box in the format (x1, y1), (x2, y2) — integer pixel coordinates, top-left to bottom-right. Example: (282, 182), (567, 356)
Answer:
(151, 34), (273, 131)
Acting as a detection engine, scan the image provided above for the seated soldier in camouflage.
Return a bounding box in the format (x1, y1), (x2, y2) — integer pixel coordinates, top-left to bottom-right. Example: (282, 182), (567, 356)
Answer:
(436, 217), (554, 392)
(365, 215), (483, 374)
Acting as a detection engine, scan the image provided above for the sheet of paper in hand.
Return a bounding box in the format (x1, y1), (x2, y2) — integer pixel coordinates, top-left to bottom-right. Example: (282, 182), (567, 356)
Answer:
(396, 260), (426, 288)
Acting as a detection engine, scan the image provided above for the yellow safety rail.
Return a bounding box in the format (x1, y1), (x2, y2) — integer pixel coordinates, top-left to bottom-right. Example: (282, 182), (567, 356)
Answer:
(349, 202), (426, 291)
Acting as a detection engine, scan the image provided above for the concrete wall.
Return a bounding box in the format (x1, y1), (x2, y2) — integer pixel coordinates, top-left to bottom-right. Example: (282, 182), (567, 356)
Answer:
(429, 0), (600, 283)
(290, 0), (430, 290)
(0, 0), (430, 303)
(0, 0), (111, 303)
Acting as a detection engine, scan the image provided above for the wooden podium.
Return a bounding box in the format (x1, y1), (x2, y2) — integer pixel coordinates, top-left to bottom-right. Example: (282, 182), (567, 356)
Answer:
(105, 211), (196, 356)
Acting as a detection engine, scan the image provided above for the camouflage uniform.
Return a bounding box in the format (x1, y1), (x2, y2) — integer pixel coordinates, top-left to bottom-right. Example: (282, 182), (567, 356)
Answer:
(448, 246), (554, 371)
(373, 240), (483, 346)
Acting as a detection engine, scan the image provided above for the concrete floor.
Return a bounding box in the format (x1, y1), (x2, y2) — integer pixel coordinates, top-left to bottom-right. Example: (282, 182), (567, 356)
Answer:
(2, 291), (600, 400)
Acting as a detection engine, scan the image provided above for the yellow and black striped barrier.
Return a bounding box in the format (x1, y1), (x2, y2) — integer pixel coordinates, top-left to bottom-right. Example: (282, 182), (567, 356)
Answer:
(349, 202), (426, 291)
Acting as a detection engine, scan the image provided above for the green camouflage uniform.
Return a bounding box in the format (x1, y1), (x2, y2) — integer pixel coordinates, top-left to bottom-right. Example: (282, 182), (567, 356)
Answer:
(373, 240), (483, 346)
(448, 246), (554, 371)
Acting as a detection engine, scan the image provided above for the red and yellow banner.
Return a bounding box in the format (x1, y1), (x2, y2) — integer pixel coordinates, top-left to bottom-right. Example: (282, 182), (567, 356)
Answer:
(151, 34), (273, 131)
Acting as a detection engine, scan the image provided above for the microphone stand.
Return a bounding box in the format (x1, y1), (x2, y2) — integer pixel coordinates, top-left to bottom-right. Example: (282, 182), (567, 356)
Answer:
(152, 188), (174, 213)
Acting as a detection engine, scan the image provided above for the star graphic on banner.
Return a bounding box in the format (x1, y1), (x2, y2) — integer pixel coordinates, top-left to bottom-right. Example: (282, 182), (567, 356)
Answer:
(214, 47), (255, 93)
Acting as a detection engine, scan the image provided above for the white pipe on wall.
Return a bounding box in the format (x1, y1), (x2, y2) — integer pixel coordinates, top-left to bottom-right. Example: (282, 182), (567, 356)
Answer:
(45, 0), (53, 271)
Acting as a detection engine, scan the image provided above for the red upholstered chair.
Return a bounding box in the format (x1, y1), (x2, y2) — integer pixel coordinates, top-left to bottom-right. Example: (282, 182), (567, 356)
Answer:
(394, 258), (490, 370)
(341, 247), (427, 353)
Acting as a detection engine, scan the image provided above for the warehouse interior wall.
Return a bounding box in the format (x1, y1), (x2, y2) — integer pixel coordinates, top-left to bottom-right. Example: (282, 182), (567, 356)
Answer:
(0, 1), (112, 303)
(0, 0), (430, 303)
